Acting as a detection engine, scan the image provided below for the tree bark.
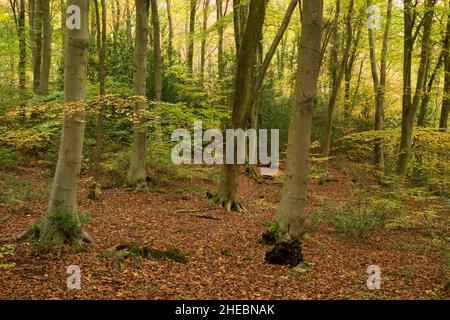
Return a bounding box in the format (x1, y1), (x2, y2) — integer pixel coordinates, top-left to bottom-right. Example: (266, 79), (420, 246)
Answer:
(17, 0), (26, 92)
(216, 0), (225, 80)
(200, 0), (210, 83)
(277, 0), (323, 240)
(367, 0), (393, 169)
(216, 0), (267, 212)
(166, 0), (174, 62)
(38, 0), (51, 95)
(150, 0), (162, 101)
(440, 11), (450, 132)
(31, 0), (91, 247)
(31, 0), (42, 93)
(126, 0), (150, 189)
(187, 0), (196, 75)
(398, 0), (436, 177)
(321, 0), (355, 157)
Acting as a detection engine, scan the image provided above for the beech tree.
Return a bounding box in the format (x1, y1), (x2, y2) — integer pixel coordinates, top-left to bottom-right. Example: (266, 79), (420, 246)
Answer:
(367, 0), (393, 169)
(398, 0), (437, 177)
(276, 0), (323, 250)
(23, 0), (92, 247)
(126, 0), (150, 189)
(440, 10), (450, 132)
(214, 0), (267, 212)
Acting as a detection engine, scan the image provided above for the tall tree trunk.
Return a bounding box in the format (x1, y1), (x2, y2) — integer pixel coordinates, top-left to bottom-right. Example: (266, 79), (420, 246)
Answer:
(200, 0), (210, 83)
(187, 0), (196, 75)
(27, 0), (92, 247)
(398, 0), (436, 177)
(321, 0), (355, 157)
(18, 0), (26, 93)
(126, 0), (150, 189)
(60, 0), (66, 68)
(31, 0), (42, 93)
(126, 0), (132, 42)
(277, 0), (324, 242)
(368, 0), (393, 169)
(39, 0), (51, 95)
(92, 0), (107, 185)
(150, 0), (162, 101)
(216, 0), (267, 212)
(166, 0), (174, 60)
(440, 11), (450, 132)
(216, 0), (225, 80)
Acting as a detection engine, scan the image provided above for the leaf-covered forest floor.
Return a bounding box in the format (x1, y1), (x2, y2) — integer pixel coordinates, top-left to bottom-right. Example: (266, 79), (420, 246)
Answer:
(0, 161), (448, 300)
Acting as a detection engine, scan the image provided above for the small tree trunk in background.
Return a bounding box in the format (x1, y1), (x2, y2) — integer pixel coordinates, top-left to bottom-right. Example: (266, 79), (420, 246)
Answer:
(216, 0), (225, 80)
(368, 0), (393, 169)
(31, 0), (43, 93)
(60, 0), (67, 68)
(18, 0), (26, 93)
(277, 0), (323, 242)
(166, 0), (174, 63)
(151, 0), (162, 101)
(321, 0), (355, 157)
(187, 0), (196, 76)
(126, 0), (132, 42)
(216, 0), (267, 212)
(200, 0), (210, 83)
(126, 0), (150, 189)
(440, 11), (450, 132)
(39, 0), (51, 95)
(91, 0), (107, 191)
(29, 0), (92, 247)
(398, 0), (436, 177)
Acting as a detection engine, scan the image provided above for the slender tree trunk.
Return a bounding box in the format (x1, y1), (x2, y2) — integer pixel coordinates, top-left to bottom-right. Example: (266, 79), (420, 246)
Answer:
(200, 0), (210, 83)
(38, 0), (51, 95)
(187, 0), (196, 75)
(31, 0), (43, 93)
(368, 0), (393, 169)
(126, 0), (150, 189)
(277, 0), (324, 241)
(216, 0), (267, 212)
(398, 0), (436, 177)
(440, 11), (450, 132)
(126, 0), (132, 42)
(166, 0), (174, 60)
(92, 0), (107, 185)
(321, 0), (355, 157)
(150, 0), (162, 101)
(216, 0), (225, 80)
(60, 0), (66, 68)
(18, 0), (26, 93)
(28, 0), (92, 247)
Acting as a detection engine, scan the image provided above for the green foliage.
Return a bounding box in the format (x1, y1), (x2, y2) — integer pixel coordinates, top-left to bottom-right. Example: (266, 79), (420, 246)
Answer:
(0, 174), (33, 204)
(311, 190), (402, 240)
(336, 129), (450, 196)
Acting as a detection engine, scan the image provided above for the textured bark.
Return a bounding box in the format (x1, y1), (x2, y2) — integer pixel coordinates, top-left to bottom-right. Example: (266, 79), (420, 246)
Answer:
(33, 0), (91, 246)
(166, 0), (174, 59)
(126, 0), (132, 42)
(217, 0), (267, 211)
(398, 0), (436, 177)
(31, 0), (42, 93)
(278, 0), (323, 240)
(200, 0), (210, 82)
(216, 0), (225, 80)
(187, 0), (196, 75)
(367, 0), (393, 169)
(92, 0), (107, 182)
(18, 0), (26, 92)
(150, 0), (162, 101)
(440, 11), (450, 132)
(38, 0), (51, 95)
(126, 0), (150, 188)
(321, 0), (355, 157)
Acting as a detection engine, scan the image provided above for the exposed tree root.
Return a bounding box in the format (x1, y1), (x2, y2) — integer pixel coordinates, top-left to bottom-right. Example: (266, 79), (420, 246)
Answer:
(206, 192), (247, 212)
(245, 164), (262, 182)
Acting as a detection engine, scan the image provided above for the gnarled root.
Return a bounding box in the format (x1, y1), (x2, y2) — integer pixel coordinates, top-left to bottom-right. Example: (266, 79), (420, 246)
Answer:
(206, 191), (247, 213)
(265, 234), (303, 266)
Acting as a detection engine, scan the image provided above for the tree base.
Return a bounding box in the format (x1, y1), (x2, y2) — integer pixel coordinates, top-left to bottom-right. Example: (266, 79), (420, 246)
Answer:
(124, 180), (149, 192)
(265, 237), (303, 266)
(19, 218), (93, 252)
(206, 191), (247, 212)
